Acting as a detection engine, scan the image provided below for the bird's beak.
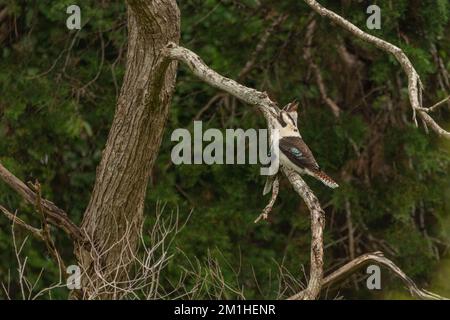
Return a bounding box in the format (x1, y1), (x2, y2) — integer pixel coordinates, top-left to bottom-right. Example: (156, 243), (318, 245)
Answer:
(287, 101), (298, 112)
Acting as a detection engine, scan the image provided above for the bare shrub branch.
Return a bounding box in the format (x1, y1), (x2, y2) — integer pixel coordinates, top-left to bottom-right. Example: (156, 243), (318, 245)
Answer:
(75, 204), (190, 300)
(1, 220), (67, 300)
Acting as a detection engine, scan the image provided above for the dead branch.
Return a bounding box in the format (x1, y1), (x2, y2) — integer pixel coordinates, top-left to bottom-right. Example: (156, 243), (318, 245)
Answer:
(425, 95), (450, 113)
(3, 220), (73, 300)
(163, 43), (279, 122)
(162, 40), (448, 300)
(30, 181), (67, 274)
(254, 176), (279, 223)
(195, 13), (286, 121)
(0, 162), (82, 241)
(283, 168), (325, 300)
(304, 0), (450, 138)
(238, 13), (287, 81)
(289, 251), (447, 300)
(0, 181), (69, 289)
(0, 206), (44, 241)
(303, 19), (341, 117)
(163, 42), (327, 299)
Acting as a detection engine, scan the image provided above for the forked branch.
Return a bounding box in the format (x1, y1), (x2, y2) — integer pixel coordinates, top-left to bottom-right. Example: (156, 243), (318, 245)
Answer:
(289, 251), (447, 300)
(163, 42), (327, 299)
(0, 180), (69, 280)
(0, 206), (44, 241)
(284, 168), (325, 300)
(161, 41), (447, 300)
(304, 0), (450, 138)
(0, 162), (82, 241)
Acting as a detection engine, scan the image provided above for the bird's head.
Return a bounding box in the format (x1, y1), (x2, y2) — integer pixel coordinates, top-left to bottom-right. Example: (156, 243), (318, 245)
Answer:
(278, 111), (299, 136)
(283, 101), (298, 114)
(276, 101), (299, 136)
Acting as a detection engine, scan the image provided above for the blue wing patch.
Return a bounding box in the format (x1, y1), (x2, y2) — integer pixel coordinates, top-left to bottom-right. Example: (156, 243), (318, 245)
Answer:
(290, 147), (303, 158)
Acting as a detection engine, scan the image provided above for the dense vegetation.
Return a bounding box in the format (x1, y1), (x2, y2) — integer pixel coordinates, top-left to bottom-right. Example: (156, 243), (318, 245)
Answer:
(0, 0), (449, 299)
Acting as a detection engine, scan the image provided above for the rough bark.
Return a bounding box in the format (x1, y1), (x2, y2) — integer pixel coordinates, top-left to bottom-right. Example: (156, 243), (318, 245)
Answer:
(75, 0), (180, 298)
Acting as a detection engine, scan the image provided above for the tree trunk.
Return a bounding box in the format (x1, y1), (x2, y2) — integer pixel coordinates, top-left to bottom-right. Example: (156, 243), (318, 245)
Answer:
(75, 0), (180, 298)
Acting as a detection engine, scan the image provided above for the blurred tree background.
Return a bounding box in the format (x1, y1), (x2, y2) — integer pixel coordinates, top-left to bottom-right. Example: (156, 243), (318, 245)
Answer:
(0, 0), (449, 299)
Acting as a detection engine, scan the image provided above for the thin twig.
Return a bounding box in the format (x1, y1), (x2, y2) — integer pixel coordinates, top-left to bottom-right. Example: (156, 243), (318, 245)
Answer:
(422, 95), (450, 113)
(29, 181), (67, 275)
(303, 18), (340, 117)
(255, 177), (279, 223)
(0, 206), (44, 241)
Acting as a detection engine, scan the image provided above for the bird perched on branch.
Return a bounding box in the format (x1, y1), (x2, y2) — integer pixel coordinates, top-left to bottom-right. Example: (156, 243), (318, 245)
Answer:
(263, 101), (338, 195)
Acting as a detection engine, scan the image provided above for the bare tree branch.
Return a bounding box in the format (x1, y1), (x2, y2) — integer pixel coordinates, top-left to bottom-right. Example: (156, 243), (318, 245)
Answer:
(0, 199), (83, 298)
(195, 12), (286, 121)
(424, 95), (450, 113)
(283, 168), (324, 300)
(30, 181), (67, 274)
(0, 162), (83, 241)
(163, 42), (326, 299)
(163, 43), (279, 121)
(289, 251), (448, 300)
(162, 39), (448, 300)
(303, 19), (341, 117)
(0, 206), (44, 241)
(238, 13), (287, 81)
(254, 176), (279, 223)
(304, 0), (450, 138)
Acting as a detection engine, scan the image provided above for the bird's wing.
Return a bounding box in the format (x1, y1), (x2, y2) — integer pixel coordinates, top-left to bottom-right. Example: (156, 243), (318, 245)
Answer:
(279, 136), (320, 171)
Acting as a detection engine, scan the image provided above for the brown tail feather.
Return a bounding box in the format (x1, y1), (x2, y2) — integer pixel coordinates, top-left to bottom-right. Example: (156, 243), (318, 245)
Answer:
(311, 170), (339, 189)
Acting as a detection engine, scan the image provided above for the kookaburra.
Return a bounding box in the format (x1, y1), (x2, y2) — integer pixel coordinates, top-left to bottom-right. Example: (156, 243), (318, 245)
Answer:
(264, 101), (338, 194)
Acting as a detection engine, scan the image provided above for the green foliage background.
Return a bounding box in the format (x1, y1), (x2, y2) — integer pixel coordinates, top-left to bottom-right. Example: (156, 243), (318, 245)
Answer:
(0, 0), (449, 299)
